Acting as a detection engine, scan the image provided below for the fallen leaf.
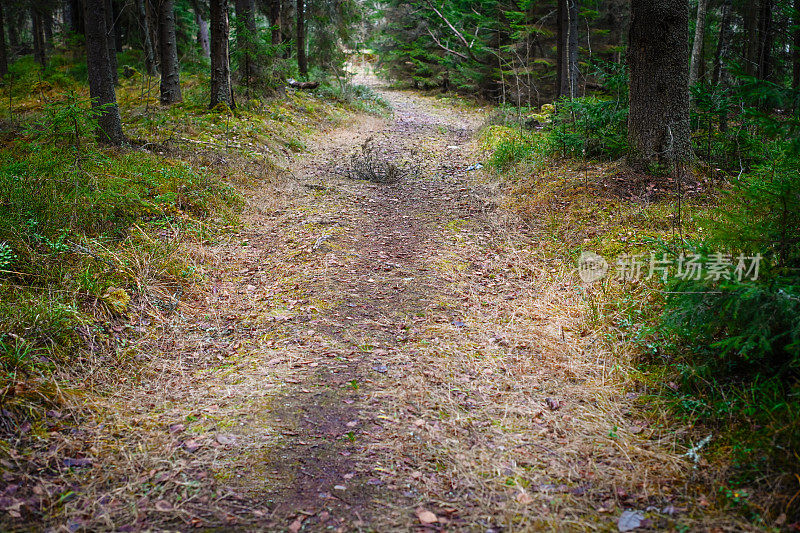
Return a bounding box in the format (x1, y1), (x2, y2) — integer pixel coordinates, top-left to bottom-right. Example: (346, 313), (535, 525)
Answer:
(183, 440), (201, 453)
(416, 508), (438, 525)
(169, 423), (185, 434)
(618, 510), (645, 532)
(216, 434), (237, 446)
(155, 500), (173, 512)
(516, 492), (534, 505)
(288, 518), (303, 533)
(545, 397), (561, 410)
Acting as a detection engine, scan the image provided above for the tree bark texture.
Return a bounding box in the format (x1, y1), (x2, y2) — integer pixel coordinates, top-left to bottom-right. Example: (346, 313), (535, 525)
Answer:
(627, 0), (692, 167)
(270, 0), (281, 46)
(235, 0), (259, 89)
(104, 0), (119, 83)
(32, 7), (46, 68)
(712, 0), (731, 87)
(70, 0), (85, 34)
(556, 0), (578, 99)
(210, 0), (234, 107)
(159, 0), (182, 103)
(197, 13), (211, 57)
(0, 1), (7, 77)
(794, 0), (800, 89)
(296, 0), (307, 76)
(688, 0), (708, 88)
(84, 0), (125, 144)
(137, 0), (158, 75)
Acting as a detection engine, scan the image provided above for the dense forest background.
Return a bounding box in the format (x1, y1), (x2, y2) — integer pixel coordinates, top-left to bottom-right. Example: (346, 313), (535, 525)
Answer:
(0, 0), (799, 529)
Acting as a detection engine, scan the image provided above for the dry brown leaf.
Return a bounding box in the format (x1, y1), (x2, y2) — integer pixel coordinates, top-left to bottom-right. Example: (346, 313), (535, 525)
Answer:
(155, 500), (173, 512)
(515, 492), (534, 505)
(416, 508), (438, 525)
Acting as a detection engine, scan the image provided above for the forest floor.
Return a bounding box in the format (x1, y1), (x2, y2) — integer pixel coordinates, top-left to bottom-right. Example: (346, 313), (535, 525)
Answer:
(8, 78), (756, 532)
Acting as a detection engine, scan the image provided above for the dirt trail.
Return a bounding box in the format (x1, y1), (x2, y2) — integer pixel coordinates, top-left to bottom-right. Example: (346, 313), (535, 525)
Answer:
(213, 86), (498, 528)
(84, 81), (728, 532)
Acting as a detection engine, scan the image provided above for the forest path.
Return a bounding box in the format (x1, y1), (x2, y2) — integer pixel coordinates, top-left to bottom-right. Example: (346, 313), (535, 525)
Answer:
(107, 81), (714, 532)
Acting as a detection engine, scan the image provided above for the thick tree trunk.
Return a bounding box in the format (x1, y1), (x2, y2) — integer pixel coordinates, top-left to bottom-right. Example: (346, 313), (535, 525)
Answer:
(137, 0), (157, 75)
(688, 0), (708, 88)
(627, 0), (692, 167)
(712, 0), (732, 87)
(270, 0), (281, 46)
(158, 0), (182, 103)
(104, 0), (119, 84)
(235, 0), (259, 90)
(556, 0), (578, 99)
(0, 2), (7, 77)
(32, 8), (46, 68)
(296, 0), (306, 76)
(84, 0), (125, 144)
(210, 0), (234, 107)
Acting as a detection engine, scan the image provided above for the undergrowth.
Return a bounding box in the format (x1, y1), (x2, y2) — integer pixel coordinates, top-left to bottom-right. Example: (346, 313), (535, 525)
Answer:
(0, 47), (386, 434)
(486, 85), (800, 526)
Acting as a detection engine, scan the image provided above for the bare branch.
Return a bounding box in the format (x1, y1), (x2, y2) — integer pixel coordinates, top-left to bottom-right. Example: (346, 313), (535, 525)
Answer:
(426, 27), (469, 60)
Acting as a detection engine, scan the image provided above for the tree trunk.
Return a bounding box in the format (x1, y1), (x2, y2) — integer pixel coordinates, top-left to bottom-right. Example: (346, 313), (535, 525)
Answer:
(43, 10), (54, 47)
(757, 0), (773, 81)
(112, 0), (123, 52)
(627, 0), (692, 167)
(32, 8), (46, 68)
(556, 0), (578, 99)
(158, 0), (181, 103)
(137, 0), (158, 75)
(280, 0), (292, 54)
(70, 0), (85, 35)
(712, 0), (732, 87)
(84, 0), (125, 144)
(235, 0), (259, 90)
(7, 10), (17, 54)
(743, 0), (759, 76)
(567, 0), (578, 98)
(296, 0), (306, 76)
(197, 13), (211, 57)
(688, 0), (708, 88)
(269, 0), (281, 46)
(794, 0), (799, 89)
(189, 0), (211, 57)
(0, 1), (7, 77)
(209, 0), (234, 107)
(104, 0), (118, 84)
